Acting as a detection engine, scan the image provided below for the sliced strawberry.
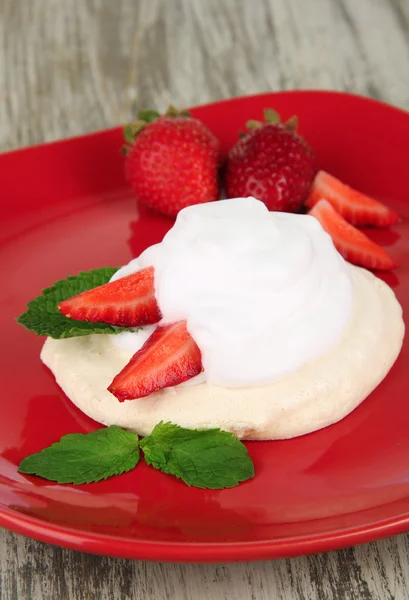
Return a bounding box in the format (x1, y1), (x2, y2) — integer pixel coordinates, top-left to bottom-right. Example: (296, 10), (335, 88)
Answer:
(305, 170), (399, 227)
(309, 199), (397, 271)
(108, 320), (202, 400)
(58, 267), (162, 327)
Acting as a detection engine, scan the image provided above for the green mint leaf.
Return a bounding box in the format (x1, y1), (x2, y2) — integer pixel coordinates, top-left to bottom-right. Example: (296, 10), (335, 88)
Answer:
(17, 267), (130, 339)
(18, 426), (140, 484)
(140, 422), (254, 489)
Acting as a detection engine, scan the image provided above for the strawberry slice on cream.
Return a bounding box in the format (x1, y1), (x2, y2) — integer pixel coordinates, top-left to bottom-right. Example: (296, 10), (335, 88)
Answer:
(42, 198), (403, 440)
(108, 321), (202, 401)
(58, 266), (162, 327)
(57, 197), (398, 405)
(58, 267), (201, 398)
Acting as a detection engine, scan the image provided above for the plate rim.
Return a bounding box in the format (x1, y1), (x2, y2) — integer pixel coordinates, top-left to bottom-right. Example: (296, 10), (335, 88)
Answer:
(2, 88), (408, 159)
(1, 89), (409, 561)
(2, 503), (409, 562)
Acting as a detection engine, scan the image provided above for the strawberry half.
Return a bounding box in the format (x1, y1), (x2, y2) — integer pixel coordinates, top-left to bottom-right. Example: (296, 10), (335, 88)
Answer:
(108, 321), (202, 400)
(58, 267), (162, 327)
(309, 200), (397, 271)
(305, 170), (399, 227)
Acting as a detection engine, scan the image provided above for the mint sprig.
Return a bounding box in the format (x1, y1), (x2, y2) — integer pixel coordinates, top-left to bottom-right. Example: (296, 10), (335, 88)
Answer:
(18, 426), (140, 484)
(17, 267), (130, 339)
(141, 422), (254, 489)
(18, 422), (255, 489)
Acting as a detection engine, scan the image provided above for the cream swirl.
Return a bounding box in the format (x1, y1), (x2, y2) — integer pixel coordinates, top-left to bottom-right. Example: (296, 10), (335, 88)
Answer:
(111, 197), (354, 387)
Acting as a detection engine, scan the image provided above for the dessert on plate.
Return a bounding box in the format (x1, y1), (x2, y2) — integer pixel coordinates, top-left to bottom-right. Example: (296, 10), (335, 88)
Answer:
(39, 197), (404, 440)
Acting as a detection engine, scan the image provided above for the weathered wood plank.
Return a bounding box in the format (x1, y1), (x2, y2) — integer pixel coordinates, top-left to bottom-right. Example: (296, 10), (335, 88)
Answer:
(1, 0), (409, 153)
(1, 529), (409, 600)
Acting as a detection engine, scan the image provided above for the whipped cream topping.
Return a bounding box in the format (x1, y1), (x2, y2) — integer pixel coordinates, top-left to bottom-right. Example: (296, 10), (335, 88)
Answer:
(110, 197), (354, 387)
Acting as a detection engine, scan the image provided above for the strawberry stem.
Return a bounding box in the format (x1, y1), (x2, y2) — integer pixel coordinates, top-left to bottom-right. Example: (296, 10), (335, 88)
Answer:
(123, 105), (191, 145)
(240, 107), (299, 139)
(164, 105), (191, 118)
(264, 108), (281, 124)
(284, 115), (298, 131)
(123, 125), (135, 145)
(246, 119), (263, 130)
(137, 109), (160, 123)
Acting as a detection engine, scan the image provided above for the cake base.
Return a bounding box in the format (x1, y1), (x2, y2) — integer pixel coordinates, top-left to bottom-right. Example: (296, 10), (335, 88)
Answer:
(41, 266), (404, 440)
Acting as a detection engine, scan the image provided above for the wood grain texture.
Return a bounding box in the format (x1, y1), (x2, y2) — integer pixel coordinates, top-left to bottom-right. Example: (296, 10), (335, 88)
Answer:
(1, 529), (409, 600)
(1, 0), (409, 153)
(1, 0), (409, 599)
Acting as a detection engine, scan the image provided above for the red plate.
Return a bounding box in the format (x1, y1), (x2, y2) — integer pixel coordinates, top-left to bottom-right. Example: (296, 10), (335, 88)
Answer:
(0, 91), (408, 562)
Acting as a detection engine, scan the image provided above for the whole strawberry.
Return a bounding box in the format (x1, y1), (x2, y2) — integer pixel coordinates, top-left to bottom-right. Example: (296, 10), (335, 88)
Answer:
(124, 106), (221, 217)
(225, 109), (317, 213)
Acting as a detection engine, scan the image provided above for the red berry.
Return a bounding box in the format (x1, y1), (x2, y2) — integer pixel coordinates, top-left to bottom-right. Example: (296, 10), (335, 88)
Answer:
(225, 119), (316, 213)
(125, 115), (221, 217)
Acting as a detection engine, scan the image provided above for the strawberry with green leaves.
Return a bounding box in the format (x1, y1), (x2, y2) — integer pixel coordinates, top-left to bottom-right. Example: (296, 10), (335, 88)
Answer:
(225, 109), (317, 213)
(124, 106), (221, 217)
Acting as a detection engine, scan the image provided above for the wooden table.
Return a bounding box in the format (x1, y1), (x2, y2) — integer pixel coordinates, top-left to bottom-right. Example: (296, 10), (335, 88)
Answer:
(1, 1), (409, 598)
